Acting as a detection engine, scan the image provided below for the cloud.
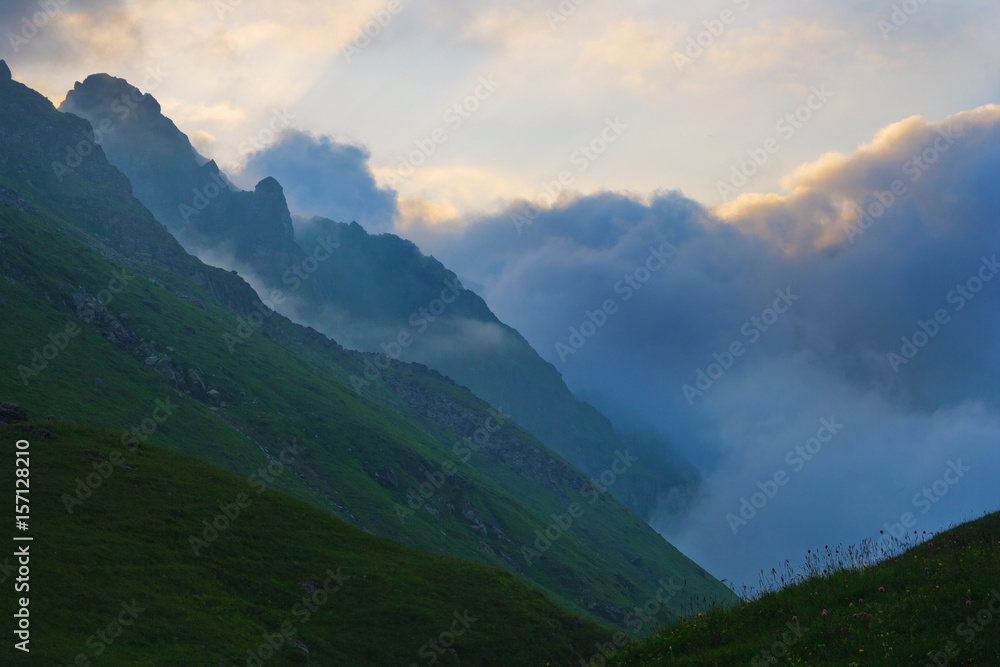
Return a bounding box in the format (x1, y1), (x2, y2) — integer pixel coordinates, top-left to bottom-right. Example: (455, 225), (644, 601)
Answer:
(405, 104), (1000, 586)
(718, 106), (1000, 252)
(579, 19), (679, 89)
(158, 98), (249, 126)
(455, 7), (551, 54)
(238, 129), (399, 232)
(705, 20), (856, 76)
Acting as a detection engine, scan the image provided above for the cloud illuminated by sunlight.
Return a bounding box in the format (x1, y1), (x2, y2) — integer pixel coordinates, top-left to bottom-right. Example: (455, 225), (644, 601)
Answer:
(580, 19), (679, 89)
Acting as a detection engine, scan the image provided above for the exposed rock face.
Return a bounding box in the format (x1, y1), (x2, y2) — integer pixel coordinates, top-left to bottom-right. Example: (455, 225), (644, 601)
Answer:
(67, 291), (214, 401)
(364, 356), (588, 499)
(0, 402), (28, 424)
(57, 75), (697, 520)
(0, 185), (32, 212)
(0, 60), (11, 81)
(60, 77), (308, 297)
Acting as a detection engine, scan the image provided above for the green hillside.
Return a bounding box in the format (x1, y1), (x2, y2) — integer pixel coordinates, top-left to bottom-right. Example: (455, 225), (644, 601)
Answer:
(0, 420), (615, 665)
(609, 510), (1000, 665)
(0, 62), (735, 634)
(59, 73), (700, 522)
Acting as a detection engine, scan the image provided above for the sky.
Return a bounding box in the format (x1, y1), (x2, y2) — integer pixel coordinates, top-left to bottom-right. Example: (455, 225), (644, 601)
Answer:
(4, 0), (1000, 589)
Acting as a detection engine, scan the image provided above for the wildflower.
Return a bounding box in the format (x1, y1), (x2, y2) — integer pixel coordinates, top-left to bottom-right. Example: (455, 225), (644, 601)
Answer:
(966, 600), (972, 606)
(858, 598), (863, 604)
(822, 609), (828, 617)
(792, 616), (797, 621)
(878, 587), (885, 592)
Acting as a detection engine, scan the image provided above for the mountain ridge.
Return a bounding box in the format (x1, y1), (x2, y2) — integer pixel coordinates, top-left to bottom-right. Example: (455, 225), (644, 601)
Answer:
(1, 61), (736, 633)
(58, 71), (700, 522)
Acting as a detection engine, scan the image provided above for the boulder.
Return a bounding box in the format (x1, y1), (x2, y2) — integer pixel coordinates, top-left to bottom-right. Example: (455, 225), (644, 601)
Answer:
(0, 402), (28, 424)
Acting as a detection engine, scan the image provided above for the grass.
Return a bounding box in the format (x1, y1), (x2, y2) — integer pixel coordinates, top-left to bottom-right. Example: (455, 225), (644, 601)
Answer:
(0, 421), (617, 666)
(0, 70), (737, 632)
(607, 510), (1000, 666)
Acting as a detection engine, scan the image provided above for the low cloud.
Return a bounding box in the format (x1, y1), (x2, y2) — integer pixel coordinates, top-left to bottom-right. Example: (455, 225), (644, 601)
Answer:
(238, 129), (399, 232)
(404, 104), (1000, 586)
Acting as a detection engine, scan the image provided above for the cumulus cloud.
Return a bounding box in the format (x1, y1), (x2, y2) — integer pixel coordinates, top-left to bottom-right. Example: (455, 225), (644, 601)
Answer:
(404, 105), (1000, 586)
(238, 129), (399, 232)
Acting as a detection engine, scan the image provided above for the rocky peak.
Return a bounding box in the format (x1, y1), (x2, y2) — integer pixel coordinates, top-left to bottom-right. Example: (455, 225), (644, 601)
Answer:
(64, 73), (161, 116)
(254, 176), (285, 198)
(0, 60), (11, 81)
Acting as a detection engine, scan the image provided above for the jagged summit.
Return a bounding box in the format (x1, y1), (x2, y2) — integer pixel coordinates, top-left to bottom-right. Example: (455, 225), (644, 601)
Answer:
(254, 175), (284, 195)
(58, 71), (701, 519)
(64, 72), (162, 115)
(0, 60), (11, 81)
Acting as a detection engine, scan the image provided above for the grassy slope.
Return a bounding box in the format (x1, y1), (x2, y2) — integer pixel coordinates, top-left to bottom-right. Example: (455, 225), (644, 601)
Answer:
(609, 510), (1000, 665)
(0, 72), (735, 629)
(59, 75), (694, 523)
(0, 202), (729, 629)
(0, 421), (615, 666)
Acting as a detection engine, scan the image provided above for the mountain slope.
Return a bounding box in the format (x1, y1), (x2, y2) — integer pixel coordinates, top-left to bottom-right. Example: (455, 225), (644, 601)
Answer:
(0, 419), (615, 666)
(609, 509), (1000, 665)
(1, 61), (735, 630)
(58, 73), (699, 521)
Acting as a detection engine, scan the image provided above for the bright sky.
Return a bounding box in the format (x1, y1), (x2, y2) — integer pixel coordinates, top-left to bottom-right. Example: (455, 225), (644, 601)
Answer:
(5, 0), (999, 224)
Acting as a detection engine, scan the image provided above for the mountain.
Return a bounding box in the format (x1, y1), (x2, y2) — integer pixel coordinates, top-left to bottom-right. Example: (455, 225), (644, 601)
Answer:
(0, 417), (618, 665)
(58, 73), (699, 521)
(0, 60), (735, 635)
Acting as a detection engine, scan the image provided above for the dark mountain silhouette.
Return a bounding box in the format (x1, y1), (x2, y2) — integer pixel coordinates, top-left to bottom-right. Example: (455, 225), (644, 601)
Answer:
(59, 73), (699, 519)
